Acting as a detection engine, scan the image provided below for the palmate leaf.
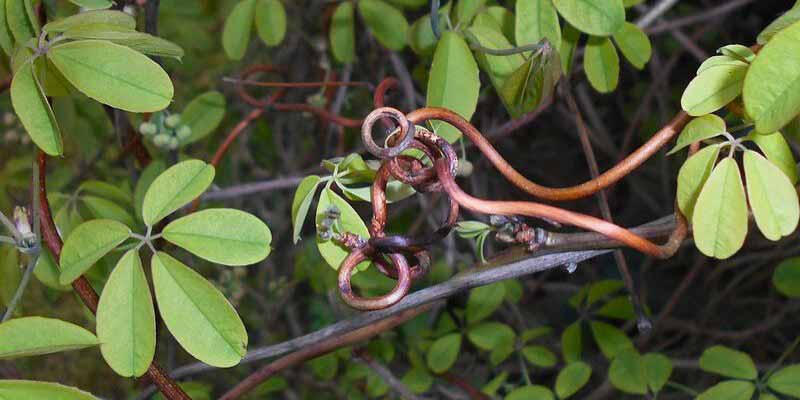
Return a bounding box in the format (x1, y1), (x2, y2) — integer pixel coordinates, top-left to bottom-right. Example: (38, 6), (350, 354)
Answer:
(743, 150), (799, 241)
(642, 353), (672, 393)
(745, 20), (800, 133)
(11, 62), (63, 156)
(583, 37), (619, 93)
(699, 345), (757, 379)
(692, 158), (749, 259)
(552, 0), (624, 37)
(426, 31), (479, 142)
(590, 321), (633, 359)
(255, 0), (286, 47)
(426, 333), (461, 373)
(329, 1), (355, 63)
(609, 349), (647, 395)
(96, 250), (156, 378)
(291, 175), (322, 243)
(141, 159), (215, 226)
(0, 380), (99, 400)
(0, 317), (98, 358)
(43, 10), (136, 33)
(48, 40), (174, 112)
(515, 0), (561, 49)
(222, 0), (257, 60)
(151, 252), (247, 368)
(681, 64), (747, 116)
(358, 0), (408, 51)
(180, 91), (227, 144)
(555, 361), (592, 399)
(676, 145), (721, 219)
(163, 208), (272, 266)
(315, 187), (370, 270)
(59, 219), (131, 285)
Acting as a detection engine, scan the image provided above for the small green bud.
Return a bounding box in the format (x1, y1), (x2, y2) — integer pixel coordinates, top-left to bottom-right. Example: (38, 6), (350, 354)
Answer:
(139, 122), (158, 136)
(165, 114), (182, 128)
(168, 136), (179, 150)
(176, 125), (192, 140)
(153, 133), (171, 147)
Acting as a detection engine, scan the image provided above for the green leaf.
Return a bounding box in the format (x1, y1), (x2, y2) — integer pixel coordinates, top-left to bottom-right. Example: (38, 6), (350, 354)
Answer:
(426, 333), (461, 373)
(692, 158), (749, 259)
(561, 321), (582, 362)
(49, 40), (174, 112)
(255, 0), (286, 47)
(0, 0), (16, 56)
(697, 381), (755, 400)
(583, 37), (619, 93)
(426, 31), (480, 142)
(481, 6), (515, 41)
(11, 62), (63, 156)
(613, 22), (651, 69)
(697, 55), (749, 75)
(749, 131), (798, 184)
(0, 317), (98, 358)
(643, 353), (672, 393)
(163, 208), (272, 266)
(79, 180), (131, 205)
(718, 44), (755, 63)
(773, 257), (800, 297)
(151, 252), (247, 367)
(6, 0), (38, 42)
(0, 380), (99, 400)
(466, 281), (506, 324)
(33, 249), (70, 291)
(453, 0), (486, 26)
(82, 195), (136, 227)
(743, 150), (799, 241)
(609, 349), (647, 394)
(62, 28), (185, 60)
(589, 321), (633, 359)
(521, 326), (552, 343)
(500, 46), (561, 118)
(586, 279), (623, 305)
(407, 3), (451, 56)
(59, 219), (131, 285)
(560, 23), (580, 74)
(595, 296), (634, 320)
(758, 6), (800, 44)
(522, 345), (557, 367)
(668, 114), (727, 155)
(467, 322), (515, 351)
(69, 0), (114, 10)
(745, 20), (800, 133)
(767, 364), (800, 397)
(309, 353), (338, 380)
(292, 175), (322, 243)
(515, 0), (561, 49)
(402, 367), (433, 394)
(180, 91), (226, 144)
(552, 0), (624, 36)
(315, 187), (370, 270)
(482, 371), (508, 397)
(43, 10), (136, 33)
(555, 361), (592, 399)
(681, 64), (747, 116)
(677, 145), (720, 219)
(223, 0), (257, 60)
(358, 0), (408, 51)
(134, 161), (165, 223)
(96, 250), (155, 378)
(141, 159), (215, 226)
(329, 1), (356, 63)
(0, 246), (20, 312)
(699, 345), (757, 380)
(506, 385), (555, 400)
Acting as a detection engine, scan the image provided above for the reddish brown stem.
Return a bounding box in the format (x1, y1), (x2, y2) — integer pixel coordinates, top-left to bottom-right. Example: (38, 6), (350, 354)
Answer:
(37, 152), (191, 400)
(406, 107), (691, 201)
